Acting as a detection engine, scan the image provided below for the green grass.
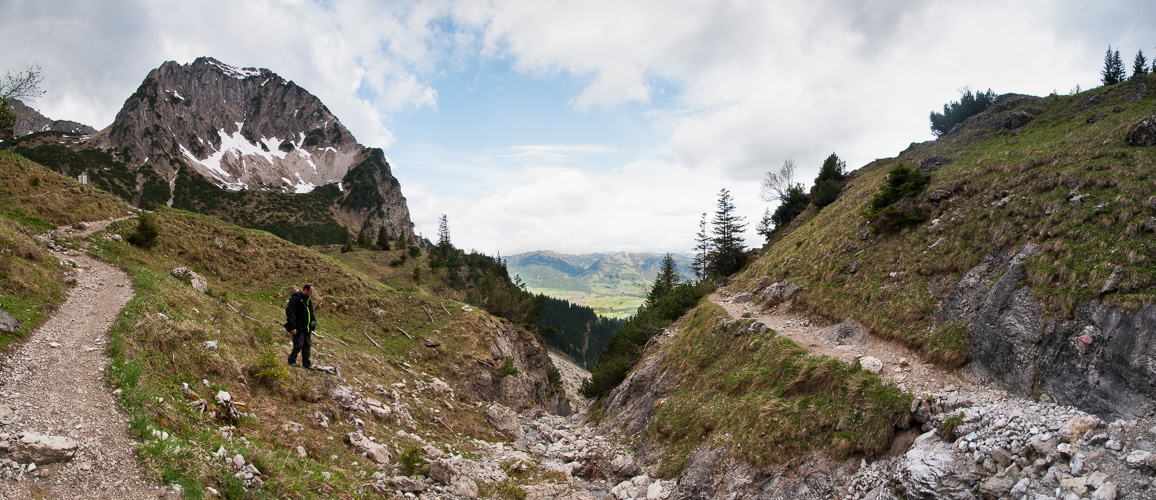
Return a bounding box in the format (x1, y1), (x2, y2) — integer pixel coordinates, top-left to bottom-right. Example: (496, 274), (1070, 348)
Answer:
(83, 207), (546, 497)
(732, 75), (1156, 364)
(649, 303), (911, 476)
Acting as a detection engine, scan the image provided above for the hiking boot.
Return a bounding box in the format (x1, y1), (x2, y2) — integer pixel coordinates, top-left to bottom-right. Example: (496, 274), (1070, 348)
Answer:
(288, 362), (299, 367)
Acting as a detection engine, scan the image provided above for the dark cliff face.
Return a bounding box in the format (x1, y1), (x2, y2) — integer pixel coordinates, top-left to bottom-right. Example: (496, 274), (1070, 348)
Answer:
(7, 99), (97, 136)
(937, 243), (1156, 420)
(85, 57), (415, 244)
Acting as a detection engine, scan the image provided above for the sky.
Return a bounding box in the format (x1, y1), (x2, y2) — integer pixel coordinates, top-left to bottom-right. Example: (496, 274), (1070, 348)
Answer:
(3, 0), (1154, 255)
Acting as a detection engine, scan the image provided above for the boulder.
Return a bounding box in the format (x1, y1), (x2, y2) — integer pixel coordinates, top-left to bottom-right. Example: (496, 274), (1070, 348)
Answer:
(1126, 450), (1156, 472)
(390, 475), (425, 492)
(1125, 116), (1156, 146)
(760, 281), (801, 307)
(346, 431), (390, 464)
(897, 431), (975, 500)
(0, 310), (21, 334)
(485, 403), (522, 438)
(429, 459), (460, 485)
(818, 318), (870, 346)
(998, 111), (1033, 130)
(169, 267), (208, 293)
(455, 477), (480, 498)
(928, 189), (952, 203)
(920, 156), (951, 175)
(8, 431), (78, 464)
(732, 292), (753, 303)
(859, 356), (883, 374)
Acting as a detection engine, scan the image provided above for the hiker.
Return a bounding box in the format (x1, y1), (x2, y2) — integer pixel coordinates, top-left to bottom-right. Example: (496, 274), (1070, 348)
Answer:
(285, 283), (317, 368)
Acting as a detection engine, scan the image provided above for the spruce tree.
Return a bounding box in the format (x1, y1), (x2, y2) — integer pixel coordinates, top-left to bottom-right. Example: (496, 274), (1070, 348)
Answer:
(710, 188), (747, 277)
(1134, 50), (1149, 77)
(691, 213), (711, 281)
(1103, 45), (1124, 85)
(755, 208), (773, 244)
(645, 254), (681, 309)
(377, 226), (390, 250)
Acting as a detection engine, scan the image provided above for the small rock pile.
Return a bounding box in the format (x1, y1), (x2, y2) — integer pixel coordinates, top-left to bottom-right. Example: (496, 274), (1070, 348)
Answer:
(846, 386), (1156, 500)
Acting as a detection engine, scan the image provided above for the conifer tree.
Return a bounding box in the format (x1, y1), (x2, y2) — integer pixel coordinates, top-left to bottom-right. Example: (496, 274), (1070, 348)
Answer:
(691, 213), (710, 281)
(1133, 50), (1149, 77)
(710, 188), (747, 277)
(437, 214), (451, 249)
(1102, 45), (1125, 85)
(644, 254), (681, 309)
(376, 226), (390, 250)
(755, 208), (774, 244)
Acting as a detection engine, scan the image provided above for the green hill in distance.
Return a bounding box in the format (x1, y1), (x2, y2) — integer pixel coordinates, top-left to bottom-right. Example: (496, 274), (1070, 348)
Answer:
(506, 250), (694, 318)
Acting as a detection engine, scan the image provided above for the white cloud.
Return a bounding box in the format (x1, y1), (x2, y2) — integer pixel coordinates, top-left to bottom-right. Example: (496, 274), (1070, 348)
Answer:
(5, 0), (1155, 255)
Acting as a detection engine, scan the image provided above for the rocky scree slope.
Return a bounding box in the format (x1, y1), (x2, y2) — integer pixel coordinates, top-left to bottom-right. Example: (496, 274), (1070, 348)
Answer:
(729, 74), (1156, 421)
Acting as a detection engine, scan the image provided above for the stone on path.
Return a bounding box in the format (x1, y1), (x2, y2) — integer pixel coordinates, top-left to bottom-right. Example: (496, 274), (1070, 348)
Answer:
(859, 356), (884, 374)
(7, 431), (79, 464)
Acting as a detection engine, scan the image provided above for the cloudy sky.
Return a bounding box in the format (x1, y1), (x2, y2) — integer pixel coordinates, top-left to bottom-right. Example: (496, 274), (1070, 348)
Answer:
(3, 0), (1153, 255)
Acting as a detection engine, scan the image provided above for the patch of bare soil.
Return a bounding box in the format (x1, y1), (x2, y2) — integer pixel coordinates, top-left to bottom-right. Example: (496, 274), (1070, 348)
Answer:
(0, 219), (171, 499)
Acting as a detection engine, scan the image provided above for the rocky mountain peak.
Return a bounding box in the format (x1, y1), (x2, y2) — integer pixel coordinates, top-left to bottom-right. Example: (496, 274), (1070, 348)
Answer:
(90, 56), (362, 193)
(6, 99), (97, 137)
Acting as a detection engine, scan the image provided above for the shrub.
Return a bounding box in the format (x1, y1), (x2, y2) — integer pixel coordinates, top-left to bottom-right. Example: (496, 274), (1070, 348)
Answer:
(407, 245), (421, 258)
(771, 185), (810, 230)
(546, 365), (562, 388)
(940, 412), (963, 441)
(863, 165), (930, 231)
(929, 87), (996, 136)
(249, 346), (290, 386)
(125, 214), (160, 249)
(397, 447), (428, 476)
(498, 357), (518, 377)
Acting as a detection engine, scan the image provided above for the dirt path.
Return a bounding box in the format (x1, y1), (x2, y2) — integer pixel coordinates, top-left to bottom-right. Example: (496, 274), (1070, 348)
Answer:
(709, 291), (990, 397)
(0, 219), (170, 499)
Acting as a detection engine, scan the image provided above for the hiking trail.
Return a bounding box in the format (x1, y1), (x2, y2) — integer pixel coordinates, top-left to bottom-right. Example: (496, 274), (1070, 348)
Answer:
(0, 219), (171, 499)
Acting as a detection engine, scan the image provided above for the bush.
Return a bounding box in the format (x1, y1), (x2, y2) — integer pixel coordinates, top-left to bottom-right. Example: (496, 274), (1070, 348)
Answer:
(249, 346), (290, 386)
(771, 185), (810, 229)
(498, 357), (518, 377)
(929, 88), (996, 137)
(397, 447), (428, 476)
(810, 178), (843, 208)
(407, 245), (421, 257)
(547, 365), (562, 388)
(863, 165), (930, 231)
(940, 412), (963, 441)
(125, 214), (160, 249)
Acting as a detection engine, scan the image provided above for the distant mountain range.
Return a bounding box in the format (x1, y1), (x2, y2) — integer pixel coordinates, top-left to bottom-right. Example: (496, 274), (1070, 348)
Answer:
(505, 250), (694, 318)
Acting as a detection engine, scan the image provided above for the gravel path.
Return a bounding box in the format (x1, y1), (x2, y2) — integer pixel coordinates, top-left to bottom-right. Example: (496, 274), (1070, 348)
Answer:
(709, 291), (989, 397)
(0, 220), (171, 499)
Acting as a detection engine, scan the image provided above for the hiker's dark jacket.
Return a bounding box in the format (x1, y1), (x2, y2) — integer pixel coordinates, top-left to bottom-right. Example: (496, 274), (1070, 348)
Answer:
(284, 291), (315, 333)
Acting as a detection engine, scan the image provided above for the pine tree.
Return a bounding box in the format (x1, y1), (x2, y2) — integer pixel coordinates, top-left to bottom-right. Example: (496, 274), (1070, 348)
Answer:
(755, 207), (773, 244)
(437, 214), (451, 248)
(1134, 50), (1149, 77)
(710, 188), (747, 277)
(1103, 45), (1125, 85)
(691, 213), (711, 281)
(357, 228), (372, 248)
(376, 226), (390, 250)
(645, 254), (681, 309)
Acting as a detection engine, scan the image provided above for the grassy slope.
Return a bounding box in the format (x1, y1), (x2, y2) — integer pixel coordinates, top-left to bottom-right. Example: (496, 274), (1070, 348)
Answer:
(732, 76), (1156, 361)
(647, 303), (910, 477)
(84, 207), (562, 497)
(0, 151), (131, 349)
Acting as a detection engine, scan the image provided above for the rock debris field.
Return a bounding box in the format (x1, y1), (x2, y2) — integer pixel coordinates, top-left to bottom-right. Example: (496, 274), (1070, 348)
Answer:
(0, 221), (171, 499)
